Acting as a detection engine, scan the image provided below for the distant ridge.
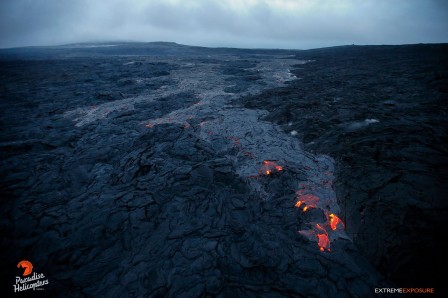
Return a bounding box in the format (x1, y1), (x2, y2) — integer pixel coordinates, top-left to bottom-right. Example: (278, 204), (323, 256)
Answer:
(0, 41), (298, 59)
(1, 41), (447, 60)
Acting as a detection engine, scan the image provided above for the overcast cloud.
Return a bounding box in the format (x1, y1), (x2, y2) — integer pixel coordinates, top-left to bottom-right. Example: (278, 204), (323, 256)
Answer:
(0, 0), (447, 49)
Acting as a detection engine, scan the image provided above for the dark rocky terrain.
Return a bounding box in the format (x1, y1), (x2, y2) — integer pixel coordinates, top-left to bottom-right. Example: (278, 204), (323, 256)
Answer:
(1, 42), (447, 297)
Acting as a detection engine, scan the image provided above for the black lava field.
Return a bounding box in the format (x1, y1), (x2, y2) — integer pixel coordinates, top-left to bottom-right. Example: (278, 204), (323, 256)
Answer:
(1, 42), (447, 297)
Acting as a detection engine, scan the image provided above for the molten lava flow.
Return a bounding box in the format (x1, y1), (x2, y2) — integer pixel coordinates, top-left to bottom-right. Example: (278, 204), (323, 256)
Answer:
(317, 234), (330, 252)
(295, 193), (319, 212)
(260, 160), (283, 175)
(328, 213), (344, 231)
(295, 185), (345, 252)
(297, 211), (345, 253)
(316, 224), (330, 252)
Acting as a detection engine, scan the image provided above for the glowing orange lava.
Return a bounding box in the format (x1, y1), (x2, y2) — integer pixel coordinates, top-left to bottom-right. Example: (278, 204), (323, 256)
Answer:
(295, 193), (319, 212)
(297, 213), (345, 253)
(260, 160), (283, 175)
(328, 213), (344, 231)
(317, 234), (330, 252)
(316, 224), (330, 252)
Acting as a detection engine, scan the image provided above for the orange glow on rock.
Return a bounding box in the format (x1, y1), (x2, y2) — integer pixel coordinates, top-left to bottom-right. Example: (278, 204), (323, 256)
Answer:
(328, 213), (344, 231)
(316, 224), (330, 252)
(317, 234), (330, 252)
(260, 160), (283, 176)
(295, 193), (319, 212)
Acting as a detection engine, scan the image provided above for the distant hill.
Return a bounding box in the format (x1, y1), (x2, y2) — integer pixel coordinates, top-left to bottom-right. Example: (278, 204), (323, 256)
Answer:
(0, 41), (298, 59)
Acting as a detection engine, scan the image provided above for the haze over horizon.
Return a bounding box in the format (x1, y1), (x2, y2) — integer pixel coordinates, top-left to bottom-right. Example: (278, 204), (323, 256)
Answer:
(1, 0), (447, 50)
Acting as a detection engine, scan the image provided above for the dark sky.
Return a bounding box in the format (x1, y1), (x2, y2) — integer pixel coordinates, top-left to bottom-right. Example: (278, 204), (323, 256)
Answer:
(1, 0), (447, 49)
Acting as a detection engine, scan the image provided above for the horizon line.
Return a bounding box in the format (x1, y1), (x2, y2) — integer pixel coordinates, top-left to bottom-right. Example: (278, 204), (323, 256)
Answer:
(1, 40), (447, 51)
